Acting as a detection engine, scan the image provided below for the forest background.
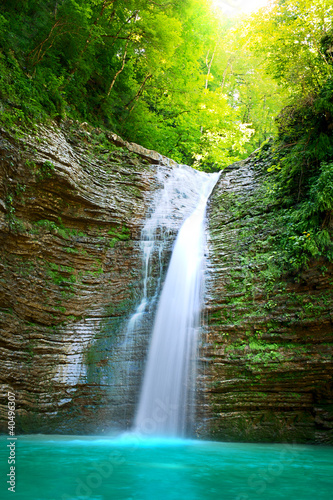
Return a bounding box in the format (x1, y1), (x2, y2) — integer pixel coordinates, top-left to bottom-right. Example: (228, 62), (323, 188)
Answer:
(0, 0), (333, 268)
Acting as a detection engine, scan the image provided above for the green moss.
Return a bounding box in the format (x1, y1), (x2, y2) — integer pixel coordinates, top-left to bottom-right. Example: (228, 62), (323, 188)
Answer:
(30, 218), (90, 241)
(208, 158), (333, 405)
(106, 225), (131, 248)
(108, 225), (131, 240)
(65, 247), (78, 254)
(45, 261), (76, 286)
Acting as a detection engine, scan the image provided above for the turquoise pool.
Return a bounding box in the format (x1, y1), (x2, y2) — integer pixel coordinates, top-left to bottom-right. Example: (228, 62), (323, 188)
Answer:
(1, 435), (332, 499)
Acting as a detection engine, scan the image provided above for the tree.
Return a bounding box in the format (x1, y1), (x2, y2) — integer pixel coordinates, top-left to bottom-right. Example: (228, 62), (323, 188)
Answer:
(0, 0), (286, 169)
(243, 0), (333, 96)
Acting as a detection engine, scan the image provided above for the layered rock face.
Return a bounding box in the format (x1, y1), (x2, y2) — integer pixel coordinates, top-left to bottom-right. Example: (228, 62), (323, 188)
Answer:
(0, 123), (175, 433)
(199, 158), (333, 444)
(1, 124), (332, 443)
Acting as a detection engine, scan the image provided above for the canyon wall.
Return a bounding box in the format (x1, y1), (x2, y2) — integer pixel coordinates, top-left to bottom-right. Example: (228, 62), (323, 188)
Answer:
(0, 124), (332, 443)
(199, 156), (333, 444)
(0, 122), (177, 434)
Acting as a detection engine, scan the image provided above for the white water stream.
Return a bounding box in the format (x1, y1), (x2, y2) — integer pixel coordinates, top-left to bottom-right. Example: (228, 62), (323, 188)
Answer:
(133, 167), (219, 436)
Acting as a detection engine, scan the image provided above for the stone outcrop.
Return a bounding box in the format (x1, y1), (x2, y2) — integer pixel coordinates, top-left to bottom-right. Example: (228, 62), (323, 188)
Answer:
(198, 156), (333, 444)
(0, 122), (174, 433)
(0, 123), (332, 443)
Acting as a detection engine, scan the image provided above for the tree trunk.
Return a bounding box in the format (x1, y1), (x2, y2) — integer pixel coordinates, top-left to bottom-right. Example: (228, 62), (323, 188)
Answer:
(106, 40), (129, 97)
(125, 73), (153, 113)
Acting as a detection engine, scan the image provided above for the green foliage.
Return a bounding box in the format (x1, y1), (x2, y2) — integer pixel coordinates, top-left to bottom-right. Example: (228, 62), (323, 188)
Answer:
(35, 160), (55, 180)
(245, 0), (333, 97)
(108, 225), (130, 239)
(0, 0), (284, 169)
(45, 261), (76, 286)
(34, 219), (59, 232)
(239, 0), (333, 269)
(309, 162), (333, 214)
(255, 144), (333, 269)
(107, 225), (131, 247)
(32, 218), (75, 239)
(225, 337), (284, 364)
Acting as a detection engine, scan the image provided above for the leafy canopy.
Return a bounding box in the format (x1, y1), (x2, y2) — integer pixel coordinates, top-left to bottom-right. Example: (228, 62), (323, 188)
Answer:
(0, 0), (284, 170)
(244, 0), (333, 268)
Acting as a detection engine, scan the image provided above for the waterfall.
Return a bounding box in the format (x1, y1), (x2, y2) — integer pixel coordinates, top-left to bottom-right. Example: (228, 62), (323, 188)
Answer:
(106, 163), (217, 430)
(134, 167), (219, 437)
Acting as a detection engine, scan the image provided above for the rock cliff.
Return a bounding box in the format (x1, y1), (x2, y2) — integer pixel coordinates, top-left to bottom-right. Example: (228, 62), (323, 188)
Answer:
(199, 156), (333, 444)
(0, 124), (332, 443)
(0, 122), (177, 433)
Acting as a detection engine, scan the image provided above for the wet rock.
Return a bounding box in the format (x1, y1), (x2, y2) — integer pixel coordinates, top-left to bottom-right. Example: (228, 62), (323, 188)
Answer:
(198, 157), (333, 444)
(0, 123), (162, 433)
(1, 123), (332, 443)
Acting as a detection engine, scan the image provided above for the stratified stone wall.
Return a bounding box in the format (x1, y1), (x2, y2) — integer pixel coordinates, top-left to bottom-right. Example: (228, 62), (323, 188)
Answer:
(1, 123), (332, 443)
(199, 158), (333, 444)
(0, 122), (165, 433)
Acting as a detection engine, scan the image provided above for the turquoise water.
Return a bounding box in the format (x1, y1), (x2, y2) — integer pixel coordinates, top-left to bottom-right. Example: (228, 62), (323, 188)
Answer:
(1, 435), (332, 499)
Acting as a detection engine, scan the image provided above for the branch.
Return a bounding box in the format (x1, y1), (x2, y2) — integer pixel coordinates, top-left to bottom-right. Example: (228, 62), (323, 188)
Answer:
(149, 1), (173, 8)
(125, 72), (152, 113)
(205, 40), (219, 90)
(163, 109), (191, 120)
(106, 40), (129, 97)
(279, 142), (299, 149)
(221, 55), (235, 91)
(106, 11), (139, 48)
(166, 133), (185, 155)
(297, 166), (304, 202)
(28, 19), (68, 66)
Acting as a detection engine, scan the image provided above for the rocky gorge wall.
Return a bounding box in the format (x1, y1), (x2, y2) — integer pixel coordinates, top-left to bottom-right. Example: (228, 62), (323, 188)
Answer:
(198, 156), (333, 444)
(0, 122), (181, 434)
(0, 123), (332, 443)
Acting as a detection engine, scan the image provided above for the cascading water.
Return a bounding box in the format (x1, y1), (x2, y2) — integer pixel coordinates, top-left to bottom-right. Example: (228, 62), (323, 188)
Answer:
(134, 168), (219, 437)
(106, 162), (217, 430)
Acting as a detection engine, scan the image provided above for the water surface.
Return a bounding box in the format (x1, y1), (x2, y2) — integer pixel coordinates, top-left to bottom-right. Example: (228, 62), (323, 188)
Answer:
(1, 435), (333, 499)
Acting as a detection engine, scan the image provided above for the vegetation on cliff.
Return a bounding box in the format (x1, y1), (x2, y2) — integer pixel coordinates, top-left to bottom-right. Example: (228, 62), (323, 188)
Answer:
(0, 0), (283, 170)
(0, 0), (332, 265)
(244, 0), (333, 269)
(0, 0), (332, 441)
(206, 155), (333, 443)
(202, 1), (333, 442)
